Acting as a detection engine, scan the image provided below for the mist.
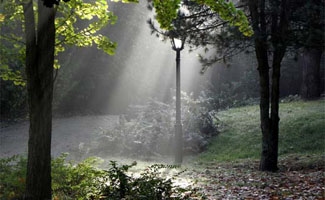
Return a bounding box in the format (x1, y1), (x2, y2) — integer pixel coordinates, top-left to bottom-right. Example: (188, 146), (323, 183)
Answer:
(0, 0), (324, 198)
(53, 0), (214, 115)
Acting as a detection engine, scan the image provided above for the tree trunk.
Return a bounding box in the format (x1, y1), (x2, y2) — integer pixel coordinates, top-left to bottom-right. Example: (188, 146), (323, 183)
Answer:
(260, 0), (288, 172)
(249, 0), (288, 171)
(249, 0), (274, 171)
(258, 63), (273, 171)
(301, 48), (322, 99)
(24, 1), (55, 199)
(262, 55), (282, 172)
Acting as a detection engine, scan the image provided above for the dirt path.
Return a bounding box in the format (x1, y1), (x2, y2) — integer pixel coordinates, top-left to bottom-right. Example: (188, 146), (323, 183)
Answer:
(0, 115), (118, 159)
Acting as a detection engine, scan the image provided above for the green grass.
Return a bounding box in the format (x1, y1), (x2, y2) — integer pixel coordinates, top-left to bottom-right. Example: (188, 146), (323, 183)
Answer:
(197, 100), (325, 163)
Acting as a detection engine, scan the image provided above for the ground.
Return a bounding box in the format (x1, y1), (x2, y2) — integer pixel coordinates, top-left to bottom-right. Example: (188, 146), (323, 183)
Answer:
(186, 100), (325, 199)
(185, 156), (324, 199)
(0, 100), (324, 199)
(0, 115), (118, 159)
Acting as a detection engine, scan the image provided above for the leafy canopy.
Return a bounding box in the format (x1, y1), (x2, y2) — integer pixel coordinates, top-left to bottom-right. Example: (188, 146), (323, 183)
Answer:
(0, 0), (136, 85)
(152, 0), (253, 36)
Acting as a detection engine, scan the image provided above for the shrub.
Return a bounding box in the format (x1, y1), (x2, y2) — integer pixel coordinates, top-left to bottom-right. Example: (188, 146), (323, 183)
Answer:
(0, 80), (27, 122)
(88, 92), (219, 158)
(101, 161), (187, 200)
(51, 154), (106, 200)
(206, 67), (260, 110)
(0, 154), (203, 200)
(0, 155), (26, 199)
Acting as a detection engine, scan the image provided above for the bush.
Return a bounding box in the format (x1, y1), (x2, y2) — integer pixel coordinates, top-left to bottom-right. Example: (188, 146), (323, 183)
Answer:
(51, 154), (106, 200)
(0, 154), (204, 200)
(0, 155), (26, 199)
(0, 80), (27, 122)
(88, 92), (219, 158)
(101, 161), (191, 200)
(206, 68), (260, 110)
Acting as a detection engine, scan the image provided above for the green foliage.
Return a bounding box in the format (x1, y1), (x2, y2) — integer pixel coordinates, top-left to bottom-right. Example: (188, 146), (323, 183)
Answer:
(100, 161), (185, 199)
(0, 155), (27, 199)
(197, 100), (325, 163)
(153, 0), (181, 30)
(100, 161), (136, 199)
(0, 0), (29, 86)
(0, 0), (134, 83)
(0, 2), (27, 118)
(111, 0), (139, 3)
(0, 65), (25, 86)
(206, 68), (260, 110)
(51, 154), (106, 200)
(0, 154), (104, 200)
(87, 93), (218, 158)
(196, 0), (253, 36)
(0, 78), (27, 120)
(55, 0), (118, 56)
(0, 0), (137, 119)
(0, 32), (27, 119)
(152, 0), (253, 36)
(0, 154), (201, 199)
(0, 0), (26, 86)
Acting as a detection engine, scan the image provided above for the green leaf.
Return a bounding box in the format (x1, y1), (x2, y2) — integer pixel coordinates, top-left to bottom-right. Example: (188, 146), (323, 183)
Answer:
(152, 0), (253, 36)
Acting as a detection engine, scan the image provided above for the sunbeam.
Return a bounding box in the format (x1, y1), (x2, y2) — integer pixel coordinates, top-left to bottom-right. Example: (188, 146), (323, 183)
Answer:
(1, 0), (323, 198)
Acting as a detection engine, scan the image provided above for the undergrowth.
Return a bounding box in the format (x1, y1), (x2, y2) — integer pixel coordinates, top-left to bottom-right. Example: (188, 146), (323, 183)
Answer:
(0, 154), (204, 200)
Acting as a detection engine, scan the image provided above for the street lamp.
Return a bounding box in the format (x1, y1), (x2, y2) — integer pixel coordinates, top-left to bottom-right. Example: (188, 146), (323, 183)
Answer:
(171, 37), (184, 164)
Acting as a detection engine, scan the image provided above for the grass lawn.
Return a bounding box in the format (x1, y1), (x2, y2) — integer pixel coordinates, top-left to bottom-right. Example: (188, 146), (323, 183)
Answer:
(184, 100), (325, 199)
(196, 99), (325, 163)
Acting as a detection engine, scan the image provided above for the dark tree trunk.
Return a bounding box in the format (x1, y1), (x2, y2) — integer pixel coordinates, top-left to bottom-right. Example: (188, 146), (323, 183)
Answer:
(301, 48), (323, 99)
(24, 1), (56, 199)
(249, 0), (288, 172)
(264, 56), (281, 171)
(249, 0), (273, 171)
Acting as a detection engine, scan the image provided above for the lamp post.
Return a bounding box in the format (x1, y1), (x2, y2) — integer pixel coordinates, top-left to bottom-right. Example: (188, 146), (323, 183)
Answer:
(171, 37), (184, 164)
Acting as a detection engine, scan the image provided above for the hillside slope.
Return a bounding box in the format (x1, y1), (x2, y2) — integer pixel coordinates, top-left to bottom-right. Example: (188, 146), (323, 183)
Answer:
(198, 100), (325, 162)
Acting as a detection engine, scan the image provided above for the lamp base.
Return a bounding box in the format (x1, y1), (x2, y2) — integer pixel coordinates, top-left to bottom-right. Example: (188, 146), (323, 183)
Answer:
(174, 123), (183, 164)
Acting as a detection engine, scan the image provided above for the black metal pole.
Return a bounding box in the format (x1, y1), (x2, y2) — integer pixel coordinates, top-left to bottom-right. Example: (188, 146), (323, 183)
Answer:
(175, 49), (183, 164)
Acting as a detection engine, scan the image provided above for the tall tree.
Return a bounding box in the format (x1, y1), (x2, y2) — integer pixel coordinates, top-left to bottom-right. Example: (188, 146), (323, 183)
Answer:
(248, 0), (289, 171)
(23, 1), (55, 198)
(202, 0), (323, 170)
(1, 0), (136, 198)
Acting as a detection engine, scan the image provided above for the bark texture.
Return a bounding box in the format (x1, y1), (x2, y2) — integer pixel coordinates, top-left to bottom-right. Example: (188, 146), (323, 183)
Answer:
(249, 0), (289, 171)
(24, 1), (56, 199)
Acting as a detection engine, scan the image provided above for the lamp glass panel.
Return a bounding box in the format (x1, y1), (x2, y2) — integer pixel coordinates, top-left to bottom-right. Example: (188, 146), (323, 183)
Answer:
(173, 38), (182, 49)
